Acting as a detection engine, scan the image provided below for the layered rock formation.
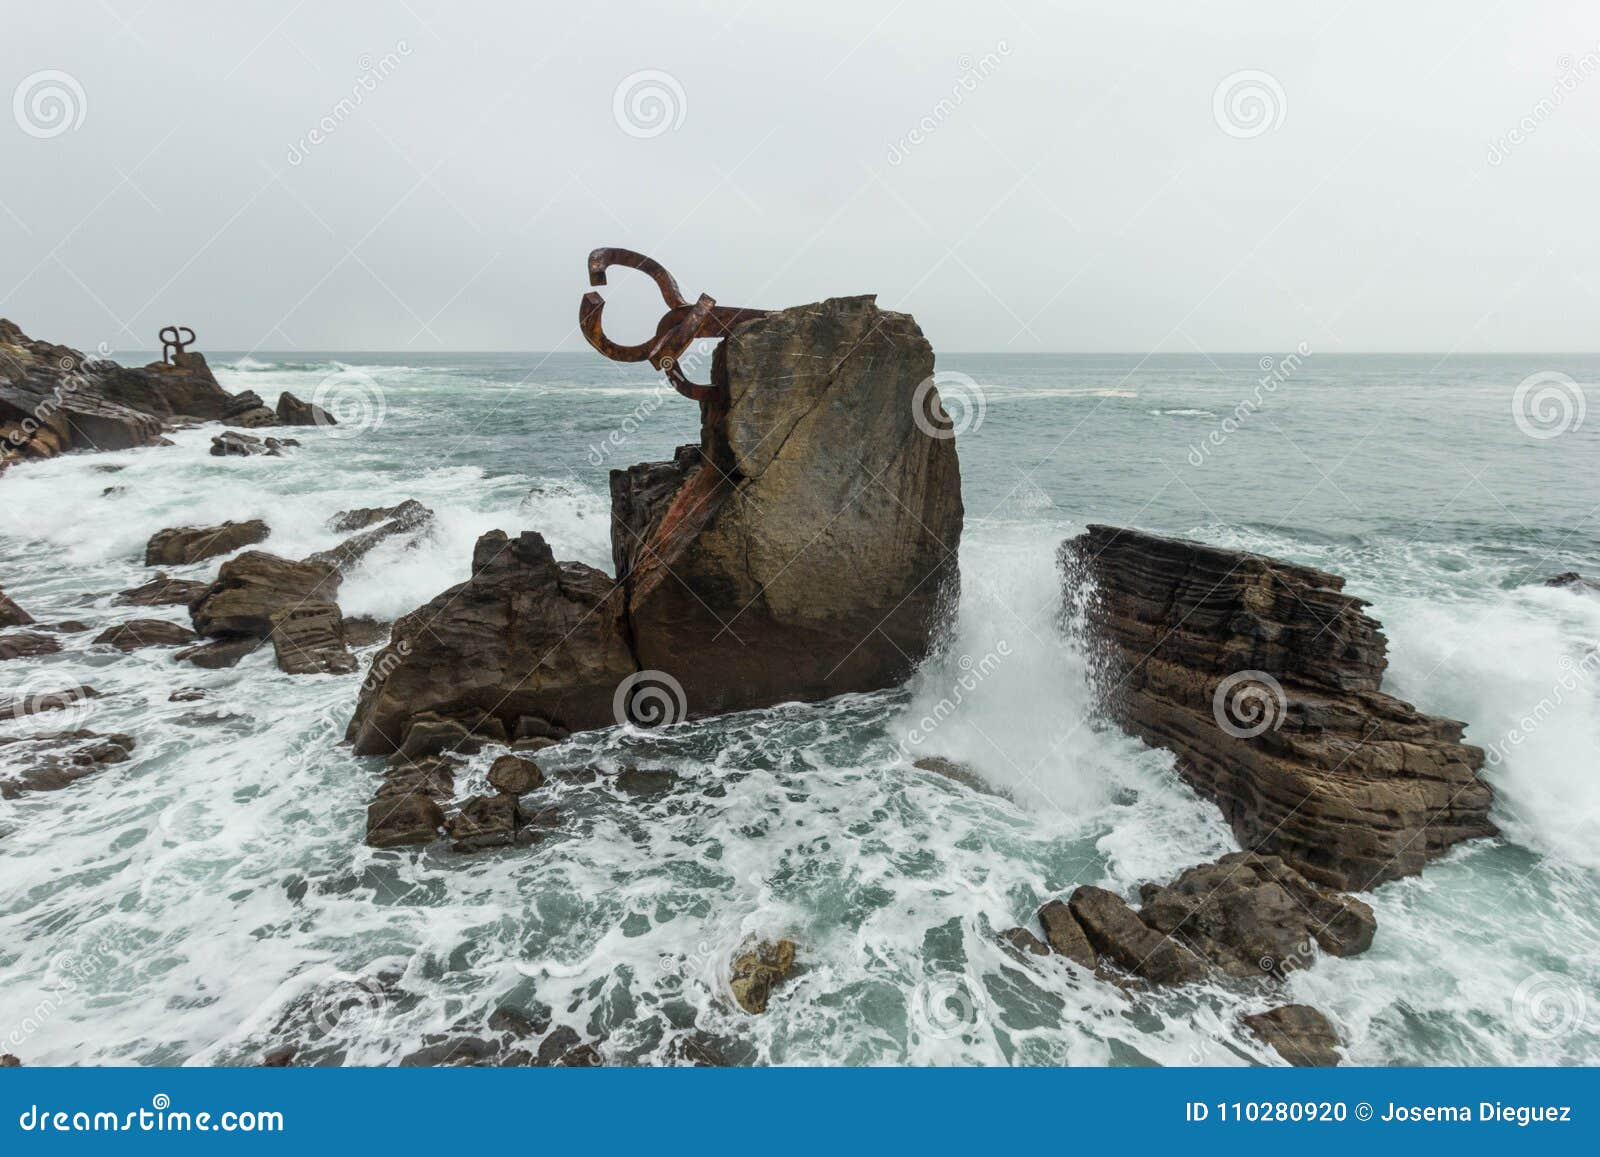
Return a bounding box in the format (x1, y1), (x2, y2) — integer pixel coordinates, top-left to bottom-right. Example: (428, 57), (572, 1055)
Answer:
(146, 520), (270, 566)
(1064, 524), (1495, 890)
(1, 319), (236, 468)
(189, 552), (341, 639)
(348, 296), (964, 755)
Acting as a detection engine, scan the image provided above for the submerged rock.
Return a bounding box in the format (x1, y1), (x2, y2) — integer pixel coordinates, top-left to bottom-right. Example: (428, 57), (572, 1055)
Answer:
(145, 520), (269, 566)
(346, 530), (635, 756)
(0, 685), (99, 719)
(729, 939), (797, 1014)
(1064, 524), (1495, 891)
(0, 730), (135, 797)
(1544, 571), (1600, 594)
(115, 573), (212, 607)
(487, 754), (542, 795)
(366, 791), (446, 848)
(1242, 1004), (1343, 1067)
(0, 631), (61, 660)
(92, 619), (198, 651)
(173, 637), (262, 669)
(614, 296), (963, 717)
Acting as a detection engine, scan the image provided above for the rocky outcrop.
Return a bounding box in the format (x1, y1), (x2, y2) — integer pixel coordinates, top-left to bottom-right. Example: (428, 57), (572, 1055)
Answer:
(1064, 525), (1495, 891)
(1, 320), (242, 468)
(1021, 853), (1374, 987)
(92, 619), (198, 651)
(174, 638), (263, 669)
(275, 392), (332, 426)
(347, 530), (635, 756)
(310, 500), (433, 571)
(267, 603), (357, 674)
(145, 520), (270, 567)
(0, 730), (135, 797)
(1242, 1004), (1343, 1067)
(0, 587), (33, 627)
(346, 297), (963, 756)
(189, 552), (341, 639)
(613, 296), (963, 717)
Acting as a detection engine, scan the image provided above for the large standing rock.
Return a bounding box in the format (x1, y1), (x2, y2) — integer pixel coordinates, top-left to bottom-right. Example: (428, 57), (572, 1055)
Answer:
(346, 531), (636, 755)
(275, 391), (332, 426)
(189, 552), (341, 639)
(612, 296), (963, 716)
(1064, 525), (1495, 891)
(145, 520), (270, 566)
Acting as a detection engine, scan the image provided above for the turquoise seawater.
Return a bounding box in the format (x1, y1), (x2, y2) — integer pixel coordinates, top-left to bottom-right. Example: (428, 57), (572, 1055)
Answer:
(0, 349), (1595, 1065)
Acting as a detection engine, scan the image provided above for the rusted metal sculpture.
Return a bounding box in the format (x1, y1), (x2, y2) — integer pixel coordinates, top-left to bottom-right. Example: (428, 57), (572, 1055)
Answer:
(159, 325), (196, 365)
(579, 248), (767, 400)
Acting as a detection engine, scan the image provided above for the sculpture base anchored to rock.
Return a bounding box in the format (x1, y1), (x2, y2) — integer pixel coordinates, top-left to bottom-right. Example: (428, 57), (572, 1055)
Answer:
(347, 294), (964, 756)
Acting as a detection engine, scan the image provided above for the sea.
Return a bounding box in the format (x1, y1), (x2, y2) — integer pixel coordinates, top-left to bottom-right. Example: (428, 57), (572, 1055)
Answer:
(0, 349), (1595, 1066)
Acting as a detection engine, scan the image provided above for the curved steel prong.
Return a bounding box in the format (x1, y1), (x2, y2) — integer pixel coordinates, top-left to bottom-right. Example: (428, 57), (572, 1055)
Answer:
(586, 247), (688, 309)
(579, 290), (663, 363)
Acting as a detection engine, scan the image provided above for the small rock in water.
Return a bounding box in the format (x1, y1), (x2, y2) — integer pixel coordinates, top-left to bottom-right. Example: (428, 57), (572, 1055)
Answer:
(116, 573), (211, 607)
(0, 1053), (20, 1067)
(913, 756), (1000, 796)
(93, 619), (198, 651)
(0, 631), (61, 660)
(173, 638), (261, 669)
(729, 939), (797, 1014)
(1242, 1004), (1343, 1067)
(1544, 571), (1600, 594)
(168, 687), (206, 702)
(488, 754), (542, 795)
(40, 621), (90, 633)
(0, 685), (99, 719)
(0, 730), (136, 798)
(1036, 899), (1097, 970)
(998, 926), (1050, 958)
(260, 1045), (296, 1067)
(612, 766), (675, 796)
(534, 1026), (602, 1067)
(0, 588), (33, 628)
(664, 1033), (727, 1067)
(275, 391), (332, 427)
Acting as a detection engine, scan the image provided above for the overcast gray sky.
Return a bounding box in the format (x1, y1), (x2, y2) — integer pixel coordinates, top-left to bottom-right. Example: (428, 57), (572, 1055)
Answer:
(3, 1), (1598, 353)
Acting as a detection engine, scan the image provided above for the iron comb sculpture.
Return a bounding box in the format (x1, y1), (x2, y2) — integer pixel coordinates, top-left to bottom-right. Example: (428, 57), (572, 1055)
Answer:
(579, 248), (768, 400)
(159, 325), (196, 365)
